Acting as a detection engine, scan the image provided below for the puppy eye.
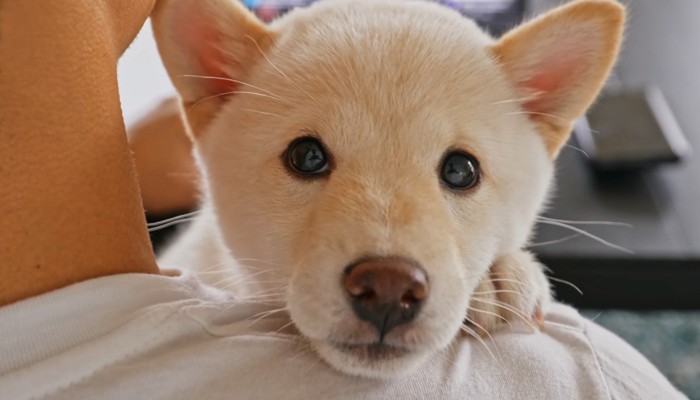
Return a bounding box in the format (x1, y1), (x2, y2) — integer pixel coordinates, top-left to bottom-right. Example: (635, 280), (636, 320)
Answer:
(440, 151), (480, 190)
(285, 136), (330, 176)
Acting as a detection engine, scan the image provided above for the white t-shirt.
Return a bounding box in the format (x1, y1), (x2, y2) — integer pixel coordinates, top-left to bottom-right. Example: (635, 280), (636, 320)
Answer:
(0, 270), (685, 400)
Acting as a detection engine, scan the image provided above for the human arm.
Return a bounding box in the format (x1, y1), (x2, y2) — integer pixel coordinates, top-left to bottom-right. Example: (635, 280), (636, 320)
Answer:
(0, 0), (159, 305)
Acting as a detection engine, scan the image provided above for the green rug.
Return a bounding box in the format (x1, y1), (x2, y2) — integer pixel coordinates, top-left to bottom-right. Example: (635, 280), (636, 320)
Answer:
(582, 310), (700, 399)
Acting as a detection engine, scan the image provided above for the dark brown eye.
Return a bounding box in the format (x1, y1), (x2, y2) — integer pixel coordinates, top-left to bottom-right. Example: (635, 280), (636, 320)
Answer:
(286, 137), (330, 176)
(440, 151), (479, 190)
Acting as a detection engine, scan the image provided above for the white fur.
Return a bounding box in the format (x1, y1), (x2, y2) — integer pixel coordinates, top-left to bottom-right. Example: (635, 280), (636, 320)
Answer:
(154, 0), (623, 378)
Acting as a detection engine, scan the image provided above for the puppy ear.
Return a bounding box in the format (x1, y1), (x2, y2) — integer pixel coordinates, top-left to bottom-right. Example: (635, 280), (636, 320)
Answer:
(151, 0), (273, 138)
(491, 0), (625, 157)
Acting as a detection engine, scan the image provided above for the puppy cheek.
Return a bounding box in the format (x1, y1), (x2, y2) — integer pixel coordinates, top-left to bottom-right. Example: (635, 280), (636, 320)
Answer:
(422, 269), (474, 348)
(425, 235), (496, 345)
(287, 264), (350, 340)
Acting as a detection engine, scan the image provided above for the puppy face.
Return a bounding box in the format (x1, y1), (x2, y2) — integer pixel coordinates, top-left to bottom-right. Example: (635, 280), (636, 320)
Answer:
(153, 0), (624, 377)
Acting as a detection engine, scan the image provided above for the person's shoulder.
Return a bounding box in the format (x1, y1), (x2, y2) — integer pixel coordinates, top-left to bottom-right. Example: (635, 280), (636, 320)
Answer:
(577, 308), (688, 399)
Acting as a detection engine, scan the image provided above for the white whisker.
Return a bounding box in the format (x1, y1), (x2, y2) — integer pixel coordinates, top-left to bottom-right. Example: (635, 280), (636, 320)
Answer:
(179, 74), (290, 102)
(147, 211), (201, 227)
(463, 316), (502, 359)
(190, 90), (285, 110)
(537, 216), (633, 228)
(241, 108), (283, 118)
(563, 144), (591, 159)
(484, 278), (526, 287)
(148, 218), (197, 232)
(507, 110), (567, 123)
(473, 289), (522, 296)
(536, 219), (633, 254)
(471, 297), (537, 332)
(274, 320), (297, 334)
(467, 306), (513, 331)
(245, 34), (316, 102)
(548, 276), (583, 295)
(529, 234), (580, 248)
(459, 325), (498, 362)
(491, 95), (534, 105)
(245, 307), (289, 330)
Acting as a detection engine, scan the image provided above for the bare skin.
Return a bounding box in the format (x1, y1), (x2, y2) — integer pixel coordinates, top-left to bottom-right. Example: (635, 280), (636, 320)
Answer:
(128, 98), (198, 217)
(0, 0), (160, 306)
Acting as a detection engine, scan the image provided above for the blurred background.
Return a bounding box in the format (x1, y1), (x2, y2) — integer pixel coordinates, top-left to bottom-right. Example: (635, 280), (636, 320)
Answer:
(118, 0), (700, 396)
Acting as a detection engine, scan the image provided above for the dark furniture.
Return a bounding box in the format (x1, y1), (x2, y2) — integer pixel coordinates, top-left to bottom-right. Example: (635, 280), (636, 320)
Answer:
(530, 0), (700, 309)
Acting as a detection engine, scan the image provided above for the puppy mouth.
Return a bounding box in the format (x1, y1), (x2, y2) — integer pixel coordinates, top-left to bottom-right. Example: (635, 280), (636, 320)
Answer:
(331, 342), (410, 361)
(316, 339), (430, 377)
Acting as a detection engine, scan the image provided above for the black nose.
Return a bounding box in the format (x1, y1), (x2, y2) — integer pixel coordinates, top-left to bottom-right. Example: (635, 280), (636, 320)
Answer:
(343, 257), (429, 339)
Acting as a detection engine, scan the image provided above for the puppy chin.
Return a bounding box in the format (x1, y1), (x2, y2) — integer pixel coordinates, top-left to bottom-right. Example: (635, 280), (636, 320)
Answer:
(313, 340), (431, 379)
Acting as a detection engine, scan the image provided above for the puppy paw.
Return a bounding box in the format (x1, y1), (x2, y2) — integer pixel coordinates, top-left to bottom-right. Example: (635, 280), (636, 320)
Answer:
(464, 250), (551, 336)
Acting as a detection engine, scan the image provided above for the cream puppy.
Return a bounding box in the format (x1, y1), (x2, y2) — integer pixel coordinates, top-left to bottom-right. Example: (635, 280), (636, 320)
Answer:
(153, 0), (624, 378)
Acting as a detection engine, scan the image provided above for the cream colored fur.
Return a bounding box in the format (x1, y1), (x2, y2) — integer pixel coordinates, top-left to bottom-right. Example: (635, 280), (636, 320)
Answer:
(153, 0), (624, 378)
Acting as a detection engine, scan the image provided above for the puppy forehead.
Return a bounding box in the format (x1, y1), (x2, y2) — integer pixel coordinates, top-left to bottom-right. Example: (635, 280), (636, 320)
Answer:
(256, 1), (516, 153)
(270, 0), (499, 96)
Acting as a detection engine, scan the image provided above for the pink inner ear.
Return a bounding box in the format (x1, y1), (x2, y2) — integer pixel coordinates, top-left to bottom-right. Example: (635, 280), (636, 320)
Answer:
(521, 54), (581, 115)
(176, 9), (239, 96)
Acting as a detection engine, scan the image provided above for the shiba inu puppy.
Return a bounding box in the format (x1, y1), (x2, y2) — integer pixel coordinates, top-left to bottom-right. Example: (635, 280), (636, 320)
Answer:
(153, 0), (624, 378)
